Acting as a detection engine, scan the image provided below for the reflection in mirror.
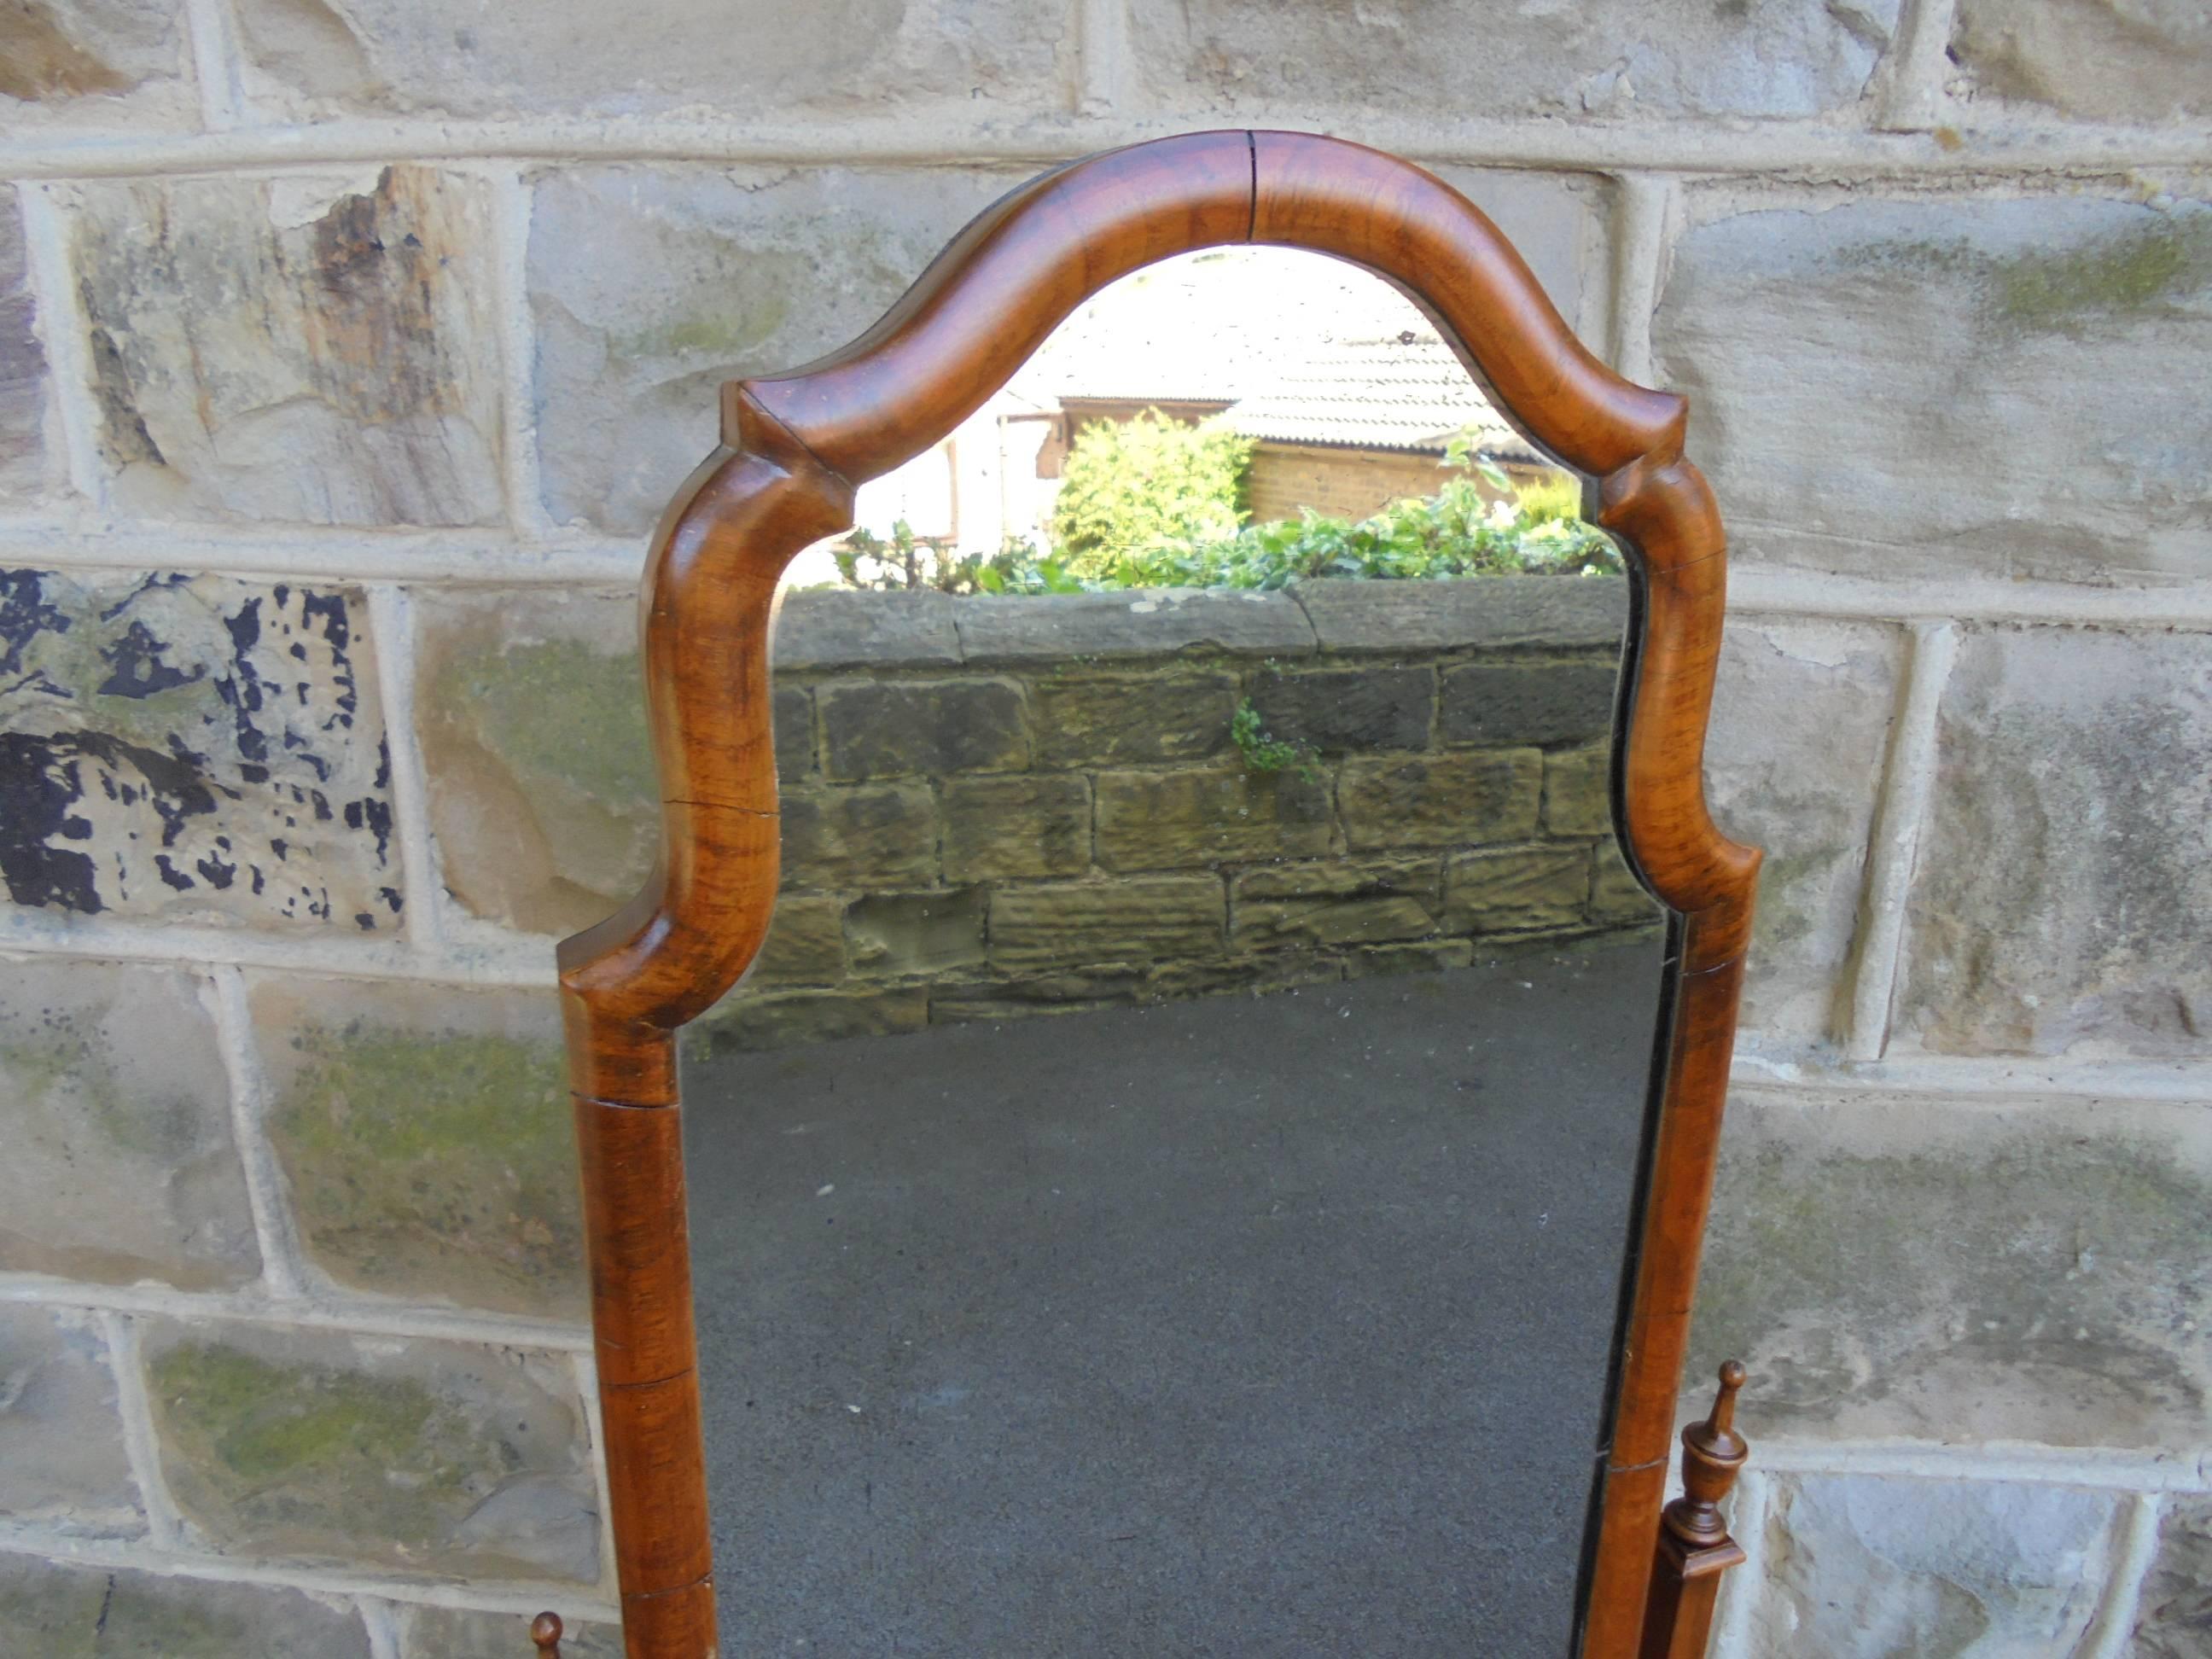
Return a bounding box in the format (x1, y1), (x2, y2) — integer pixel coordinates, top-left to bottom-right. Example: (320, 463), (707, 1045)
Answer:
(681, 249), (1668, 1653)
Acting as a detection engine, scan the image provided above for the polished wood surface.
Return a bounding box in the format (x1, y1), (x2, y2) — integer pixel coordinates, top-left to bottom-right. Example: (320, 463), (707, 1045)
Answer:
(556, 128), (1761, 1658)
(1639, 1365), (1752, 1659)
(530, 1611), (564, 1656)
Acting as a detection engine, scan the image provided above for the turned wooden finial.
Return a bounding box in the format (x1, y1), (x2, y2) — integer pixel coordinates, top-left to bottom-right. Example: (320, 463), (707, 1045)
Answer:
(1666, 1360), (1749, 1550)
(531, 1612), (564, 1656)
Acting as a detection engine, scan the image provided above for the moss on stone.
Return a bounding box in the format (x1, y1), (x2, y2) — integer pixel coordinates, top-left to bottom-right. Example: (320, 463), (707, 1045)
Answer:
(1988, 217), (2212, 334)
(432, 635), (655, 809)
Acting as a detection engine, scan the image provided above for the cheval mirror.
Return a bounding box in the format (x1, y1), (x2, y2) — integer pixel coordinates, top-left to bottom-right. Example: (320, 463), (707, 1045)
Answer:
(539, 131), (1761, 1659)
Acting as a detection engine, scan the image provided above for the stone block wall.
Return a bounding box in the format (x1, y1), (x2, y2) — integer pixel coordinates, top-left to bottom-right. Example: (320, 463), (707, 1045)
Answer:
(2, 2), (2209, 1650)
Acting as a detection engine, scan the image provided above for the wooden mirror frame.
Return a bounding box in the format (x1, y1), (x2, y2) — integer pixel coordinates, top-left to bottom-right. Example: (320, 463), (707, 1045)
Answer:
(555, 130), (1761, 1659)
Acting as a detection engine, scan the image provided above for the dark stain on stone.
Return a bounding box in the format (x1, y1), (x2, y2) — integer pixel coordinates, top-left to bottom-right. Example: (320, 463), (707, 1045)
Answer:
(78, 286), (163, 469)
(97, 619), (206, 698)
(306, 168), (452, 422)
(0, 2), (136, 102)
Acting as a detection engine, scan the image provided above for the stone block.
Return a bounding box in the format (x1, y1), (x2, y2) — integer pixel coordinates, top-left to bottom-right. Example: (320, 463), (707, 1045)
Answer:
(773, 589), (962, 671)
(1743, 1474), (2119, 1656)
(1297, 576), (1627, 655)
(1654, 193), (2212, 585)
(0, 958), (259, 1290)
(1440, 660), (1616, 748)
(989, 877), (1225, 972)
(773, 683), (812, 783)
(232, 0), (1069, 122)
(748, 893), (847, 986)
(1707, 619), (1902, 1051)
(2131, 1494), (2212, 1657)
(1589, 838), (1656, 924)
(956, 588), (1316, 664)
(253, 979), (585, 1321)
(1133, 4), (1897, 122)
(1950, 0), (2212, 124)
(1441, 845), (1592, 934)
(1338, 748), (1542, 850)
(1540, 745), (1612, 837)
(69, 167), (502, 526)
(844, 887), (986, 977)
(780, 783), (938, 889)
(142, 1320), (599, 1581)
(0, 0), (198, 131)
(691, 985), (928, 1057)
(818, 678), (1027, 779)
(942, 772), (1092, 882)
(530, 167), (1019, 535)
(1691, 1090), (2212, 1448)
(0, 1305), (138, 1530)
(1231, 857), (1441, 948)
(1896, 628), (2210, 1057)
(0, 1557), (372, 1655)
(0, 570), (400, 932)
(1094, 765), (1334, 870)
(415, 586), (654, 937)
(1032, 672), (1238, 767)
(402, 1605), (622, 1659)
(0, 188), (51, 505)
(1249, 665), (1434, 754)
(1345, 939), (1477, 979)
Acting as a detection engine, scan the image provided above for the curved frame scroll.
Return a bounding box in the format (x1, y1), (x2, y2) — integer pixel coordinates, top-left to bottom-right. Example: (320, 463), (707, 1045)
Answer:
(557, 130), (1761, 1659)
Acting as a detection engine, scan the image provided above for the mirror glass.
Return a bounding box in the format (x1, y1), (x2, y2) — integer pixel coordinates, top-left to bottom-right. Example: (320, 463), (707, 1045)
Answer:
(680, 248), (1669, 1654)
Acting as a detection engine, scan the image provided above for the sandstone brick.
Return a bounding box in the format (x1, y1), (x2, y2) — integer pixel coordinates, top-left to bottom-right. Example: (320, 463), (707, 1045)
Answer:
(1743, 1474), (2119, 1656)
(1298, 575), (1627, 655)
(1338, 749), (1541, 850)
(780, 783), (938, 888)
(253, 979), (585, 1321)
(1345, 939), (1476, 978)
(989, 877), (1225, 971)
(403, 1605), (622, 1659)
(0, 1557), (372, 1655)
(942, 772), (1091, 882)
(1539, 744), (1612, 837)
(1441, 845), (1592, 934)
(0, 958), (258, 1290)
(142, 1320), (599, 1580)
(0, 189), (50, 505)
(530, 167), (1019, 535)
(845, 887), (987, 977)
(0, 1305), (139, 1530)
(1032, 672), (1238, 766)
(1094, 765), (1333, 870)
(1440, 660), (1616, 748)
(1249, 665), (1433, 754)
(1134, 5), (1897, 122)
(1692, 1091), (2212, 1448)
(748, 893), (847, 985)
(1950, 0), (2212, 124)
(1231, 857), (1441, 948)
(819, 678), (1027, 779)
(773, 684), (813, 783)
(1589, 839), (1656, 924)
(1654, 193), (2212, 585)
(2131, 1494), (2212, 1658)
(957, 588), (1316, 664)
(0, 570), (399, 932)
(773, 589), (962, 670)
(0, 0), (198, 130)
(1896, 628), (2209, 1058)
(70, 167), (502, 526)
(692, 984), (928, 1056)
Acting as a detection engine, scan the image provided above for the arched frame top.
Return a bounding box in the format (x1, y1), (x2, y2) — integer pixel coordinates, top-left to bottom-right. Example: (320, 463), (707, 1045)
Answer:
(556, 130), (1761, 1659)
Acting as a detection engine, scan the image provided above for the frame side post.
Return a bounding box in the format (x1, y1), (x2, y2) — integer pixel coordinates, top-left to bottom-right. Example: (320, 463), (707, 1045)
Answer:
(1639, 1363), (1751, 1659)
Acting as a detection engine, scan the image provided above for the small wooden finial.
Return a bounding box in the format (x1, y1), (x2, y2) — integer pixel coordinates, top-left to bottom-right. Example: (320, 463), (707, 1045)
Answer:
(530, 1611), (564, 1656)
(1665, 1361), (1751, 1550)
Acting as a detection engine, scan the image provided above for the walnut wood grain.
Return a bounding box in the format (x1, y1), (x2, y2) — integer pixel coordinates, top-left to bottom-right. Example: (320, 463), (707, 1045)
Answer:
(1639, 1365), (1753, 1659)
(557, 127), (1761, 1659)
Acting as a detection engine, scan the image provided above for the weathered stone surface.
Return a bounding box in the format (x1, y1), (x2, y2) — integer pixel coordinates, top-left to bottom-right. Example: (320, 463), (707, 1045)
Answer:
(402, 1605), (621, 1659)
(1655, 194), (2212, 585)
(748, 893), (847, 985)
(1094, 765), (1334, 870)
(1134, 2), (1898, 121)
(1951, 0), (2212, 124)
(0, 1557), (373, 1656)
(773, 683), (812, 783)
(254, 980), (585, 1320)
(1339, 748), (1542, 850)
(1441, 845), (1592, 934)
(1249, 665), (1434, 754)
(1590, 838), (1655, 924)
(957, 588), (1316, 664)
(773, 590), (962, 671)
(1897, 628), (2210, 1058)
(1692, 1091), (2212, 1448)
(143, 1320), (598, 1580)
(0, 958), (259, 1290)
(780, 783), (937, 888)
(1708, 619), (1901, 1051)
(818, 678), (1027, 779)
(1032, 672), (1237, 766)
(1346, 939), (1476, 978)
(0, 1305), (138, 1530)
(234, 0), (1068, 121)
(941, 772), (1091, 882)
(844, 887), (986, 977)
(1540, 744), (1611, 838)
(989, 877), (1225, 971)
(2132, 1494), (2212, 1657)
(1297, 576), (1627, 655)
(71, 168), (502, 525)
(692, 985), (928, 1056)
(0, 0), (197, 129)
(0, 571), (399, 932)
(1440, 660), (1616, 748)
(531, 167), (1018, 535)
(415, 587), (653, 937)
(1231, 857), (1441, 948)
(0, 188), (50, 505)
(1744, 1474), (2119, 1656)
